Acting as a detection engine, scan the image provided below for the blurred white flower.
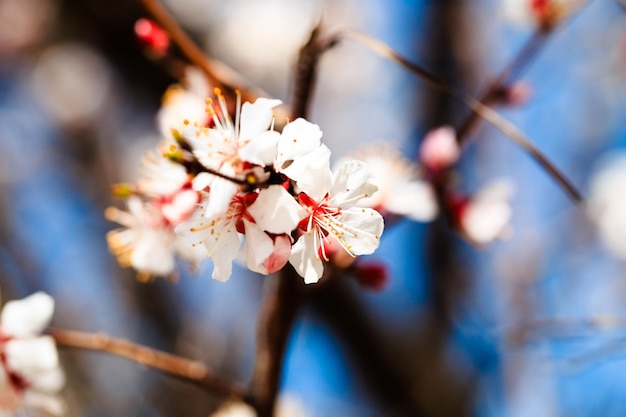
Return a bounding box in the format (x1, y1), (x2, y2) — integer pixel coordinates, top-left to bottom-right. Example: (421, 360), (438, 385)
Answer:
(344, 145), (437, 222)
(209, 395), (309, 417)
(157, 67), (211, 143)
(0, 292), (65, 416)
(419, 126), (460, 172)
(588, 152), (626, 260)
(500, 0), (579, 28)
(458, 180), (514, 245)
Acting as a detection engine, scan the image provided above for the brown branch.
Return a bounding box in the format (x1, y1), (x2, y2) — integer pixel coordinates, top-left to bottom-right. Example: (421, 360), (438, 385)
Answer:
(50, 328), (247, 399)
(336, 29), (584, 205)
(137, 0), (267, 103)
(248, 268), (302, 417)
(456, 29), (549, 142)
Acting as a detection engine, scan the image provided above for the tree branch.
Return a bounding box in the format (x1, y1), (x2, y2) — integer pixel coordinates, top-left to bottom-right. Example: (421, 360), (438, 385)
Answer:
(137, 0), (267, 103)
(336, 29), (584, 205)
(50, 328), (247, 399)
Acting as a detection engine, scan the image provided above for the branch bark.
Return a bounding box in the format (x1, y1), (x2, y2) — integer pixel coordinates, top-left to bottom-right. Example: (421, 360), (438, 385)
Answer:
(51, 328), (247, 399)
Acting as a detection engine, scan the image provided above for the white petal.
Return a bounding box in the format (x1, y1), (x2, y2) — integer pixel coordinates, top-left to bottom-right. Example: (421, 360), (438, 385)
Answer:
(24, 391), (66, 416)
(204, 178), (239, 219)
(130, 229), (176, 276)
(5, 337), (59, 377)
(386, 180), (438, 221)
(332, 207), (384, 256)
(239, 130), (280, 166)
(276, 118), (323, 165)
(283, 144), (332, 201)
(239, 98), (282, 140)
(28, 366), (65, 393)
(247, 186), (305, 234)
(289, 234), (324, 284)
(198, 217), (241, 282)
(330, 160), (378, 207)
(1, 293), (54, 337)
(243, 220), (275, 274)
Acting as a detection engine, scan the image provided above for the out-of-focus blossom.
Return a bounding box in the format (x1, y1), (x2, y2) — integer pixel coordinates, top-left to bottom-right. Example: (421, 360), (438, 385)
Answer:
(106, 154), (202, 280)
(453, 180), (514, 246)
(419, 126), (460, 172)
(0, 0), (56, 55)
(501, 0), (579, 28)
(290, 160), (384, 284)
(0, 292), (65, 416)
(209, 395), (309, 417)
(344, 145), (437, 222)
(106, 197), (203, 280)
(588, 153), (626, 260)
(157, 67), (211, 144)
(500, 82), (533, 106)
(134, 18), (170, 58)
(30, 43), (113, 128)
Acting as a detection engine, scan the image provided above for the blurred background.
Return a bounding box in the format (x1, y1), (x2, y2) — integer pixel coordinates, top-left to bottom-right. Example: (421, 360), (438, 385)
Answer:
(1, 0), (626, 416)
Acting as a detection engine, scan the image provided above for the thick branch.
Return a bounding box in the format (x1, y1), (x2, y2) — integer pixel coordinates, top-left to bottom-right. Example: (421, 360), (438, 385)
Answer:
(50, 328), (247, 399)
(248, 268), (302, 417)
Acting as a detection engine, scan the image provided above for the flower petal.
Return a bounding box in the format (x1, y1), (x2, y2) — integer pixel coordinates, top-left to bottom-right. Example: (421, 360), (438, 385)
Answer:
(239, 130), (280, 166)
(289, 233), (324, 284)
(386, 180), (438, 221)
(5, 336), (59, 376)
(332, 207), (384, 256)
(283, 144), (332, 201)
(1, 292), (54, 337)
(239, 98), (282, 140)
(330, 160), (378, 207)
(247, 185), (305, 234)
(243, 219), (275, 274)
(276, 118), (323, 164)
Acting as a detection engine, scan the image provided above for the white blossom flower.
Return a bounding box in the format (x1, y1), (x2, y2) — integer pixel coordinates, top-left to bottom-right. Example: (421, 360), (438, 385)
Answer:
(458, 180), (514, 245)
(183, 93), (281, 218)
(0, 292), (64, 416)
(588, 152), (626, 260)
(341, 145), (437, 222)
(106, 196), (204, 280)
(177, 185), (302, 282)
(290, 160), (385, 284)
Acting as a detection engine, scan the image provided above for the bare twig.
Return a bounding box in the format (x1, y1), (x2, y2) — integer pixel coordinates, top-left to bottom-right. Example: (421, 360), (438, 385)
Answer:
(50, 328), (247, 398)
(137, 0), (267, 103)
(336, 29), (584, 205)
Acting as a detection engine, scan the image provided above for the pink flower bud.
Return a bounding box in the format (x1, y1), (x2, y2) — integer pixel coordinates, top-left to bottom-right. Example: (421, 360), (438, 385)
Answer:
(419, 126), (460, 172)
(134, 18), (170, 58)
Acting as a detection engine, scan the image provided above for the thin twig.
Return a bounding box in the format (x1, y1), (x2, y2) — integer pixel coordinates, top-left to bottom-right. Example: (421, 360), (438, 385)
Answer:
(138, 0), (267, 103)
(50, 328), (247, 398)
(456, 29), (549, 142)
(337, 29), (584, 205)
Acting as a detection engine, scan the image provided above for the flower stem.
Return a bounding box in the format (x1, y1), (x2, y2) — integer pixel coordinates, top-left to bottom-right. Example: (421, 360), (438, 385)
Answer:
(50, 328), (247, 398)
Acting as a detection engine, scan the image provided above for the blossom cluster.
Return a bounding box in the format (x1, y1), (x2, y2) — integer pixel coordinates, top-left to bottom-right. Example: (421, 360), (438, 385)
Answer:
(107, 87), (385, 284)
(0, 292), (64, 416)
